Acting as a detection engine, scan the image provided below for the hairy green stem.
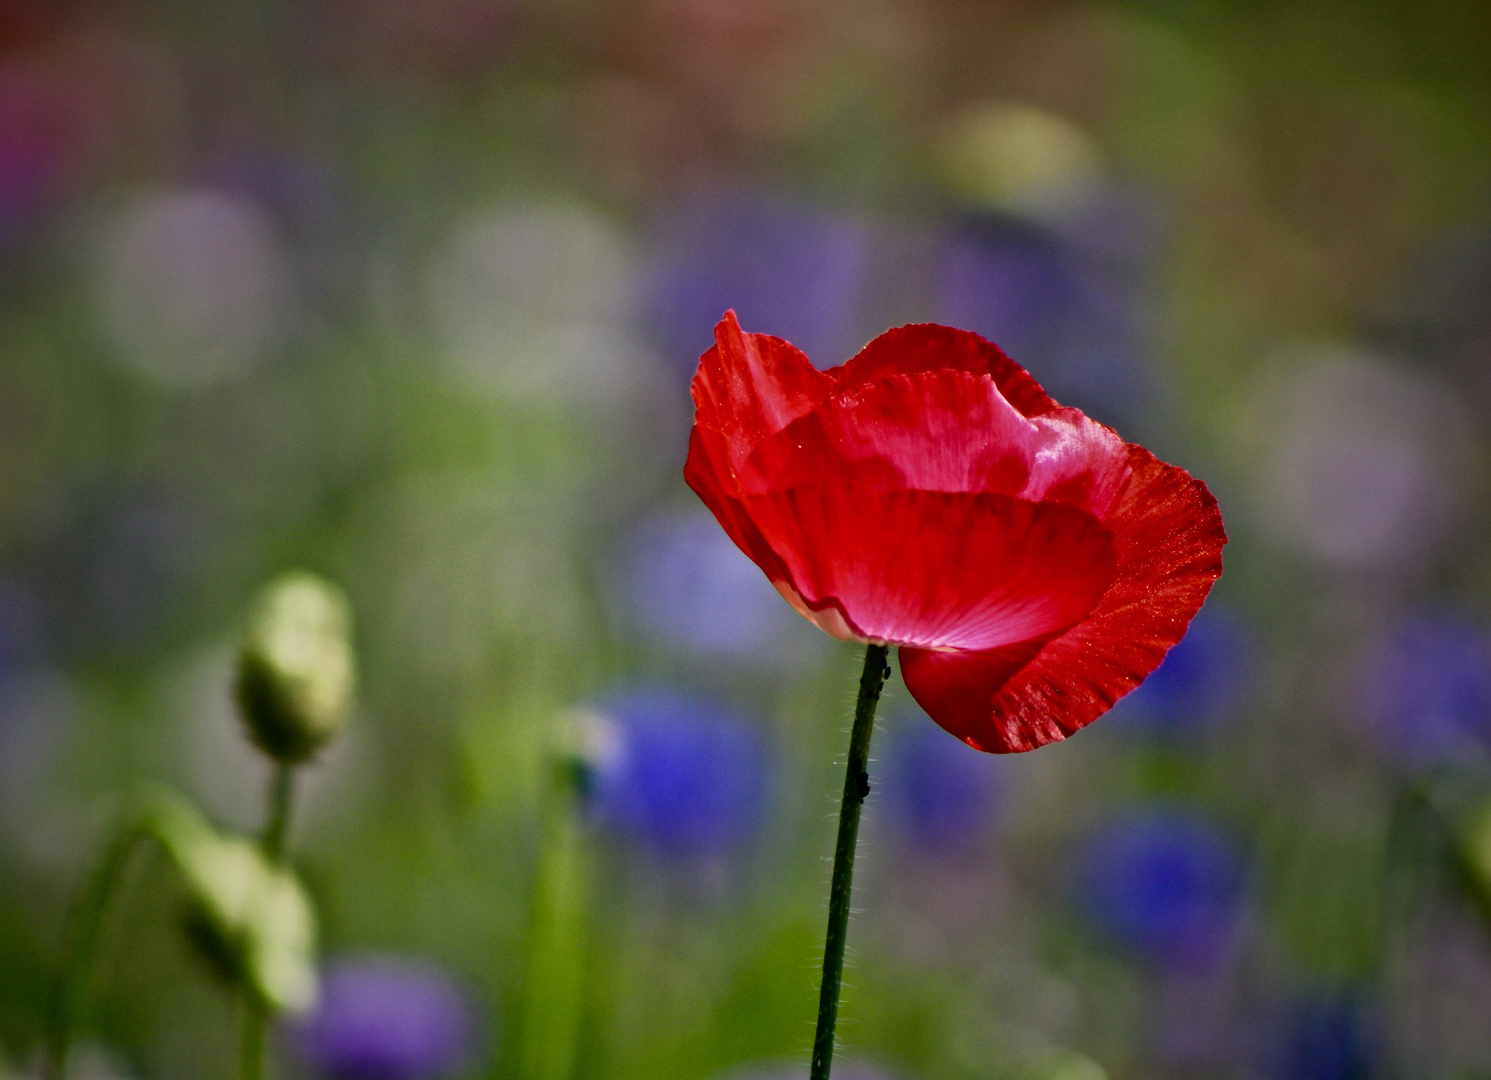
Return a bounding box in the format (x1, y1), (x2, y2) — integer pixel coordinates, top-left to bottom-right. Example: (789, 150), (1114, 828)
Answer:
(43, 821), (146, 1080)
(810, 643), (890, 1080)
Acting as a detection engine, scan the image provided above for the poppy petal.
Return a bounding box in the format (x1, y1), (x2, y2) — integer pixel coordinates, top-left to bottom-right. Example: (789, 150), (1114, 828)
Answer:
(741, 370), (1131, 517)
(684, 426), (795, 587)
(690, 309), (836, 475)
(740, 369), (1034, 496)
(1024, 406), (1133, 519)
(900, 446), (1226, 752)
(830, 323), (1059, 418)
(740, 483), (1117, 651)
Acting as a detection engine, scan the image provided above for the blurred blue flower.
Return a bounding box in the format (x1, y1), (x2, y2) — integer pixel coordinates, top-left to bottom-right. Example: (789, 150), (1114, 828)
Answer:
(1263, 997), (1372, 1080)
(883, 717), (1000, 852)
(293, 954), (476, 1080)
(613, 507), (805, 660)
(1360, 611), (1491, 767)
(646, 190), (873, 376)
(936, 213), (1153, 431)
(1115, 604), (1256, 735)
(587, 689), (768, 858)
(1080, 808), (1243, 970)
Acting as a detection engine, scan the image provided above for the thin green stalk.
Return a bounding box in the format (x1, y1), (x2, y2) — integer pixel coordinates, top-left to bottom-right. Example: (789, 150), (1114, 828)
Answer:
(810, 644), (890, 1080)
(518, 766), (590, 1080)
(43, 821), (146, 1080)
(240, 762), (296, 1080)
(261, 763), (295, 865)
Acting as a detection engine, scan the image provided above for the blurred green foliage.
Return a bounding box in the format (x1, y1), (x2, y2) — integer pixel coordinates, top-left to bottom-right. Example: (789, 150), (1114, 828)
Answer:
(3, 1), (1491, 1080)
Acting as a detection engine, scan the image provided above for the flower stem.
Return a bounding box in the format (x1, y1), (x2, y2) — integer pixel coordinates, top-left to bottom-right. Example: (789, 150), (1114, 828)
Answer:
(240, 762), (296, 1080)
(261, 762), (295, 864)
(519, 760), (591, 1080)
(43, 820), (146, 1080)
(811, 643), (890, 1080)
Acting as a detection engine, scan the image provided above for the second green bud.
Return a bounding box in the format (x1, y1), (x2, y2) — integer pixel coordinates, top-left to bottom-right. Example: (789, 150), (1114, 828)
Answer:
(236, 571), (356, 765)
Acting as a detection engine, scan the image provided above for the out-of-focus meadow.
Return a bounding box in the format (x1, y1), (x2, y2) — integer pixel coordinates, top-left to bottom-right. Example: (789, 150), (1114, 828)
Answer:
(4, 1), (1491, 1079)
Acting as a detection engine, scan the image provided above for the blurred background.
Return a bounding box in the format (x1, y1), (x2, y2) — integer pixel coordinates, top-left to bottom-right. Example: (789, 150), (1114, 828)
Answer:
(3, 0), (1491, 1078)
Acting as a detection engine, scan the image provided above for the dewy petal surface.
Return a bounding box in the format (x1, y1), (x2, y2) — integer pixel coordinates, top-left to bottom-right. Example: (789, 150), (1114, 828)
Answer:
(900, 446), (1226, 752)
(741, 483), (1116, 651)
(741, 369), (1130, 517)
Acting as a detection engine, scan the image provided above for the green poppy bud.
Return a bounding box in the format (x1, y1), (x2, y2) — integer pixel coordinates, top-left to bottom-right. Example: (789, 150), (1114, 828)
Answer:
(142, 790), (319, 1013)
(236, 571), (355, 765)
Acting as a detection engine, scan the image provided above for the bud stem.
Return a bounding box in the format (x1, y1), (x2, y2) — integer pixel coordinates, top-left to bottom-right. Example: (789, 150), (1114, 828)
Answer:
(810, 643), (890, 1080)
(239, 761), (298, 1080)
(262, 763), (295, 865)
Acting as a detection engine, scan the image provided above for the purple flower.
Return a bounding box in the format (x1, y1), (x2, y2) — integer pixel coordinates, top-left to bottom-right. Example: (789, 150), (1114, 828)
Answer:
(1262, 997), (1372, 1080)
(883, 717), (1000, 852)
(293, 954), (477, 1080)
(936, 213), (1155, 431)
(1115, 604), (1257, 735)
(646, 190), (874, 379)
(1080, 808), (1244, 971)
(586, 689), (768, 858)
(1359, 611), (1491, 767)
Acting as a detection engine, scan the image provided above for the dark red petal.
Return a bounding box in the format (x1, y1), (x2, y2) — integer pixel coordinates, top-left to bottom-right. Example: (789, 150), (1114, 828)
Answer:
(740, 370), (1131, 517)
(900, 445), (1226, 753)
(690, 310), (836, 476)
(684, 426), (795, 586)
(829, 323), (1059, 418)
(740, 483), (1116, 651)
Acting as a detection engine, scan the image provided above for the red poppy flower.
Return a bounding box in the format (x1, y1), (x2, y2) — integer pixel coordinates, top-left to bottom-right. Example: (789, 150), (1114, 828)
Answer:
(685, 311), (1226, 753)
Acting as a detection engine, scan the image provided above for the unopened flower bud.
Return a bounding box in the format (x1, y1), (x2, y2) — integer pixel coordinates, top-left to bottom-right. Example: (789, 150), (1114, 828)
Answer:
(236, 571), (355, 765)
(142, 789), (319, 1013)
